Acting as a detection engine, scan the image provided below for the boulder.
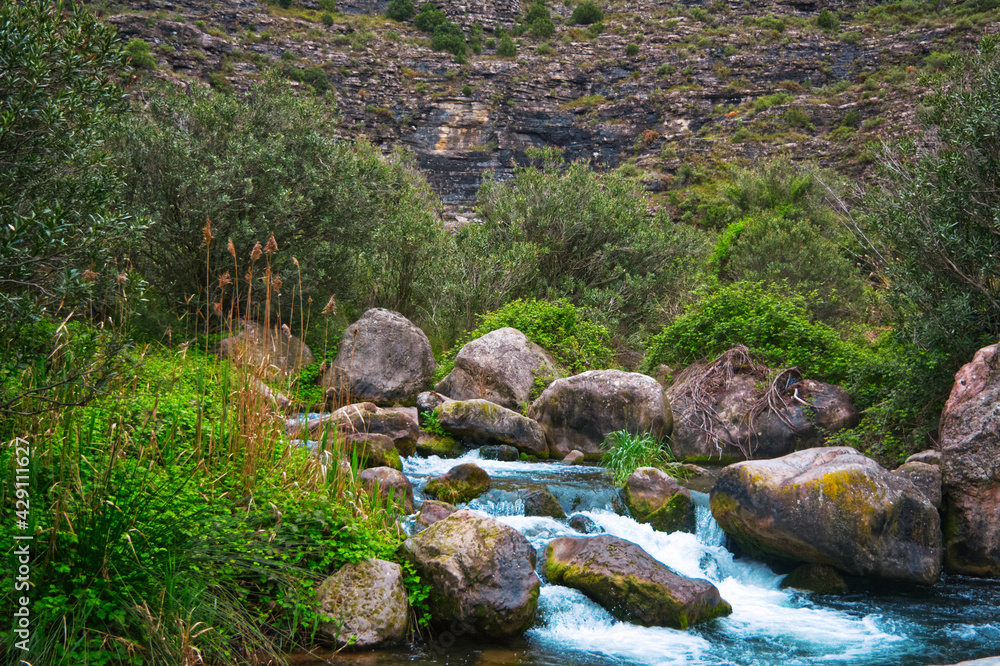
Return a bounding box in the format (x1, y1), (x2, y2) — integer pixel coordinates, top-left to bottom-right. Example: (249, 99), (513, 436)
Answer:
(779, 563), (848, 594)
(567, 513), (603, 534)
(939, 343), (1000, 577)
(416, 432), (465, 458)
(529, 370), (672, 459)
(893, 461), (942, 509)
(402, 510), (540, 637)
(480, 444), (520, 461)
(359, 467), (415, 514)
(323, 308), (435, 406)
(417, 390), (452, 414)
(435, 328), (559, 410)
(542, 535), (732, 629)
(306, 402), (419, 457)
(316, 558), (409, 648)
(906, 449), (941, 466)
(417, 500), (457, 528)
(523, 488), (566, 519)
(424, 463), (491, 504)
(621, 467), (695, 534)
(436, 399), (548, 457)
(215, 321), (315, 376)
(563, 450), (585, 465)
(666, 357), (859, 461)
(343, 432), (401, 471)
(710, 447), (942, 585)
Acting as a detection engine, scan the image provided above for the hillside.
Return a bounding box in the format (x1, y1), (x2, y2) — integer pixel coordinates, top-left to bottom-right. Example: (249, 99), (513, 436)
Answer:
(94, 0), (998, 220)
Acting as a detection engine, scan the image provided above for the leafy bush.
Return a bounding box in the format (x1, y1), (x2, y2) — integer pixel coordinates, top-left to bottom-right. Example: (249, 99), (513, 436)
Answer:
(462, 83), (473, 95)
(816, 8), (838, 30)
(784, 106), (812, 128)
(386, 0), (415, 20)
(570, 0), (604, 24)
(125, 38), (156, 69)
(437, 298), (615, 379)
(602, 430), (685, 486)
(414, 3), (447, 32)
(644, 281), (858, 383)
(319, 0), (337, 9)
(431, 20), (467, 57)
(497, 33), (518, 57)
(625, 42), (640, 56)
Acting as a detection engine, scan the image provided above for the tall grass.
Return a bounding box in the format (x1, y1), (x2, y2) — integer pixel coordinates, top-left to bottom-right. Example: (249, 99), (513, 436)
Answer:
(602, 430), (687, 486)
(0, 226), (414, 665)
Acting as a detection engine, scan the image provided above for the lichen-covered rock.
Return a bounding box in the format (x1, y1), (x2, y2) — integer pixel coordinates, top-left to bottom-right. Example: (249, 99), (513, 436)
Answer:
(343, 432), (401, 470)
(542, 535), (732, 629)
(567, 513), (603, 534)
(436, 399), (548, 457)
(710, 447), (942, 585)
(523, 488), (566, 519)
(416, 432), (465, 458)
(563, 450), (585, 465)
(417, 500), (457, 528)
(480, 444), (520, 461)
(424, 463), (491, 504)
(215, 321), (315, 376)
(360, 466), (415, 514)
(306, 402), (419, 457)
(529, 370), (672, 459)
(417, 390), (451, 414)
(435, 327), (560, 411)
(316, 558), (409, 648)
(323, 308), (435, 406)
(939, 343), (1000, 577)
(906, 449), (942, 466)
(622, 467), (695, 534)
(894, 461), (942, 509)
(779, 563), (848, 594)
(667, 364), (859, 462)
(402, 510), (540, 637)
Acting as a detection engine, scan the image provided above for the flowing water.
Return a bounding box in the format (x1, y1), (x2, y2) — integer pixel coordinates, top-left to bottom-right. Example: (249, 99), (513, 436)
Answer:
(296, 450), (1000, 666)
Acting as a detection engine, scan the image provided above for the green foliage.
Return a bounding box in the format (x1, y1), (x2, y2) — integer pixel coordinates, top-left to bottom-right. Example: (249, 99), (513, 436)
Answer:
(586, 21), (604, 37)
(125, 38), (156, 70)
(462, 83), (473, 95)
(842, 109), (861, 127)
(420, 409), (447, 435)
(281, 63), (330, 92)
(522, 0), (555, 39)
(319, 0), (337, 9)
(816, 8), (838, 30)
(414, 3), (447, 32)
(625, 42), (640, 56)
(107, 80), (453, 334)
(644, 281), (857, 383)
(431, 21), (467, 57)
(459, 147), (710, 338)
(784, 106), (812, 128)
(570, 0), (604, 24)
(386, 0), (415, 20)
(602, 430), (685, 486)
(437, 298), (615, 380)
(497, 33), (518, 57)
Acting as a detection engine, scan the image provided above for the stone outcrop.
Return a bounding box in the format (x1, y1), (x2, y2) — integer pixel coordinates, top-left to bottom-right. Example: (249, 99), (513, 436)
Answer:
(435, 398), (548, 457)
(621, 467), (695, 534)
(214, 321), (314, 375)
(424, 463), (491, 504)
(543, 535), (732, 629)
(435, 328), (559, 410)
(529, 370), (672, 459)
(666, 357), (859, 461)
(402, 510), (540, 637)
(523, 488), (566, 519)
(316, 558), (409, 648)
(323, 309), (435, 406)
(359, 466), (415, 514)
(939, 343), (1000, 577)
(710, 447), (942, 585)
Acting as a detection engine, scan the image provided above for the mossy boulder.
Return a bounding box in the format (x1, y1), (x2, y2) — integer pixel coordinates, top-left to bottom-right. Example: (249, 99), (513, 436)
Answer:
(416, 432), (465, 458)
(622, 467), (695, 533)
(359, 466), (415, 514)
(893, 461), (942, 509)
(523, 487), (566, 519)
(316, 558), (409, 648)
(402, 510), (540, 637)
(435, 399), (548, 457)
(424, 463), (491, 504)
(542, 535), (732, 629)
(306, 402), (419, 457)
(417, 499), (457, 528)
(343, 432), (401, 470)
(480, 444), (520, 461)
(710, 447), (942, 585)
(939, 343), (1000, 577)
(323, 308), (435, 406)
(529, 370), (672, 459)
(779, 563), (848, 594)
(435, 327), (560, 410)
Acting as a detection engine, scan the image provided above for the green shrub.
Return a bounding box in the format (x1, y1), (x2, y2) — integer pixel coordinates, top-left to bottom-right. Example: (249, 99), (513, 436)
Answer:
(319, 0), (337, 9)
(321, 11), (335, 25)
(816, 8), (838, 30)
(657, 63), (675, 77)
(431, 20), (467, 57)
(625, 42), (640, 56)
(386, 0), (415, 21)
(414, 3), (447, 32)
(570, 0), (603, 24)
(644, 281), (857, 382)
(497, 33), (517, 57)
(126, 38), (157, 70)
(842, 109), (861, 127)
(462, 83), (473, 95)
(784, 106), (812, 128)
(586, 21), (604, 37)
(602, 430), (685, 486)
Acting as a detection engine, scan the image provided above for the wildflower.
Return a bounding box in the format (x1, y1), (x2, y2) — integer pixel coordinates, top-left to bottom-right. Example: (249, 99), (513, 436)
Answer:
(203, 218), (213, 246)
(218, 271), (232, 288)
(250, 241), (262, 261)
(81, 269), (99, 282)
(228, 237), (236, 259)
(213, 301), (223, 316)
(264, 233), (278, 255)
(322, 294), (337, 316)
(272, 275), (283, 293)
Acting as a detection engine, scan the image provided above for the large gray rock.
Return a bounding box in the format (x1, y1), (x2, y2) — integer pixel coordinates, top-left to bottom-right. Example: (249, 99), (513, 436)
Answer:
(215, 321), (315, 376)
(893, 461), (942, 509)
(424, 463), (491, 504)
(304, 402), (419, 457)
(435, 327), (559, 410)
(667, 362), (859, 462)
(940, 343), (1000, 577)
(359, 466), (415, 514)
(542, 535), (732, 629)
(529, 370), (672, 460)
(710, 447), (943, 585)
(323, 308), (435, 406)
(343, 432), (401, 470)
(402, 510), (540, 637)
(622, 467), (695, 534)
(316, 558), (409, 648)
(435, 399), (548, 457)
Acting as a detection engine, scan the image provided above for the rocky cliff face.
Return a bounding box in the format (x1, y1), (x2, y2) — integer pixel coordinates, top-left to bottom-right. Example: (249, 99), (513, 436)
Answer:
(99, 0), (996, 218)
